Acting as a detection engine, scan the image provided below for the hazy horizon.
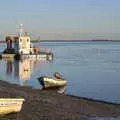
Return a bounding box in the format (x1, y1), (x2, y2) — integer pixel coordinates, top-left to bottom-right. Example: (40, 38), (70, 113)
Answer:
(0, 0), (120, 40)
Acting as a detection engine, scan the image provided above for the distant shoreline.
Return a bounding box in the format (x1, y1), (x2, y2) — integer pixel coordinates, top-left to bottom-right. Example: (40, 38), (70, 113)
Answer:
(0, 40), (120, 43)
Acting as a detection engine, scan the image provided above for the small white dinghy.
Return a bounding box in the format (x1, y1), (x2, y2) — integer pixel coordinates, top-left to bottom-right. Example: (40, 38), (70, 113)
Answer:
(38, 77), (67, 88)
(0, 98), (25, 115)
(38, 72), (67, 88)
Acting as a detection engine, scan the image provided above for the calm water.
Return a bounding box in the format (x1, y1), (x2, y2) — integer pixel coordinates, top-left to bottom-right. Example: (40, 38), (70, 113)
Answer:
(0, 42), (120, 104)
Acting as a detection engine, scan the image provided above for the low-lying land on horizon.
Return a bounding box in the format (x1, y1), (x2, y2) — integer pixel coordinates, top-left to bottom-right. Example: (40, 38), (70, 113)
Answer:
(0, 39), (120, 43)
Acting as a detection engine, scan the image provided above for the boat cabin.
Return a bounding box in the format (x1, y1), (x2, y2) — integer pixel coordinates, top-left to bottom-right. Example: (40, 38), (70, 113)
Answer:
(5, 25), (31, 54)
(14, 36), (31, 54)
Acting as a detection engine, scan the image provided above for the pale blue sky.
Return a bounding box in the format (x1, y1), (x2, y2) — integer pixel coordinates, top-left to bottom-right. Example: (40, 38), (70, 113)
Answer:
(0, 0), (120, 40)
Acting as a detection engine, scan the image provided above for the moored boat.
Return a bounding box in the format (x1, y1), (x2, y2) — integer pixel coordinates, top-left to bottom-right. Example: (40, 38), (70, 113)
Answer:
(38, 77), (67, 88)
(0, 98), (25, 115)
(0, 24), (53, 61)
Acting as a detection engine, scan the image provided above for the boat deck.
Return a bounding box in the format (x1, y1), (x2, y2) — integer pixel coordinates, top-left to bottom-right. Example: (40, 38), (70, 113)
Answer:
(0, 53), (53, 61)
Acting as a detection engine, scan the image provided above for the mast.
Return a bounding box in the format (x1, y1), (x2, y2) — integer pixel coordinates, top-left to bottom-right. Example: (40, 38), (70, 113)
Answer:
(19, 24), (23, 36)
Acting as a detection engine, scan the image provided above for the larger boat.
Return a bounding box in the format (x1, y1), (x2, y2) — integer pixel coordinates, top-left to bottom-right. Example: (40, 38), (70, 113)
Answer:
(0, 98), (25, 115)
(0, 24), (53, 61)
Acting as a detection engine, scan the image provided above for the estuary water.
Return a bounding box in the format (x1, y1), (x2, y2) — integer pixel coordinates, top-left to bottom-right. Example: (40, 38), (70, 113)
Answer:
(0, 42), (120, 104)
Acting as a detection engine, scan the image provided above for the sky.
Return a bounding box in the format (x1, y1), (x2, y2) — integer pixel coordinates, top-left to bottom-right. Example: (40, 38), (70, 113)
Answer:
(0, 0), (120, 40)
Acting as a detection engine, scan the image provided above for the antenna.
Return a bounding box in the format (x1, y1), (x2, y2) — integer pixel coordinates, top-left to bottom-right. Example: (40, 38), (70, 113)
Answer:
(19, 24), (23, 36)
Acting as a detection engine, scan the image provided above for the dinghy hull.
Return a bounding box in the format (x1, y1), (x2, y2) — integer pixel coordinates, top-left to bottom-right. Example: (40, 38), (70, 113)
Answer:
(38, 77), (67, 88)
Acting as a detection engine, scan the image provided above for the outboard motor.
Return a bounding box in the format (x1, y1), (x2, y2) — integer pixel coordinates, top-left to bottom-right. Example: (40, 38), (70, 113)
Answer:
(53, 72), (62, 79)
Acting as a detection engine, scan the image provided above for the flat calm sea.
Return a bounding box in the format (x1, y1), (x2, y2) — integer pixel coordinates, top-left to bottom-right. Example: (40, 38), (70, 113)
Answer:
(0, 42), (120, 104)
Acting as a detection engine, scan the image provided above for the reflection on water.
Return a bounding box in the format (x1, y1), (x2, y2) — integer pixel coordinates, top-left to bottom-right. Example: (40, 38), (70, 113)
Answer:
(5, 58), (51, 86)
(14, 59), (33, 85)
(6, 60), (12, 75)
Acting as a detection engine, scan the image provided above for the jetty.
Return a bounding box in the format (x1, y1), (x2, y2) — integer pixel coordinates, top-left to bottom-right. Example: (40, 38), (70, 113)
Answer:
(0, 24), (53, 60)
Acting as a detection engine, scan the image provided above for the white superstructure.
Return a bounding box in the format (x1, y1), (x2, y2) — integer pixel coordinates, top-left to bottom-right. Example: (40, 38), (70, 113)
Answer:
(14, 24), (31, 54)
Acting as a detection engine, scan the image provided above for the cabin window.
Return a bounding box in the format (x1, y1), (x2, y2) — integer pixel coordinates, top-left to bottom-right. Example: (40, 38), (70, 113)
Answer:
(20, 39), (22, 42)
(21, 51), (23, 54)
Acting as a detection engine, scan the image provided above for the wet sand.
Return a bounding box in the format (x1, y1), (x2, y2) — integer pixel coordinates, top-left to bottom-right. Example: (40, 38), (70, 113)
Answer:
(0, 80), (120, 120)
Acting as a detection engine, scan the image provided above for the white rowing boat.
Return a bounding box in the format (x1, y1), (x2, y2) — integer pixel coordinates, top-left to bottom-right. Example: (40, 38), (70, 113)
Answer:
(0, 98), (25, 115)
